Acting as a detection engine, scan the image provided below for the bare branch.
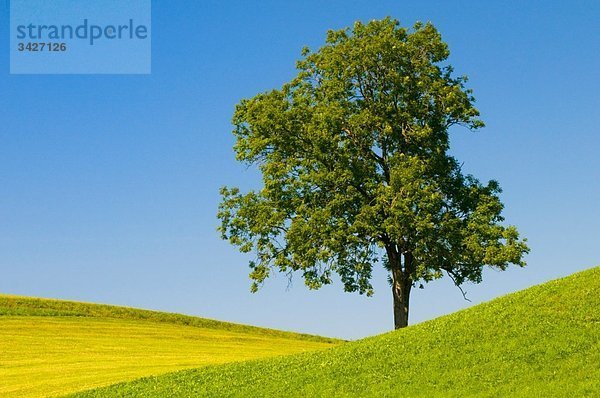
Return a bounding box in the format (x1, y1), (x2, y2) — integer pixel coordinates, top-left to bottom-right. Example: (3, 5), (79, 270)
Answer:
(444, 270), (472, 302)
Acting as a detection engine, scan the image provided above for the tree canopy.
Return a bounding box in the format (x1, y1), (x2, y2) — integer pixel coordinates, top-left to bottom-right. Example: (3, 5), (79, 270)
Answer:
(218, 18), (529, 329)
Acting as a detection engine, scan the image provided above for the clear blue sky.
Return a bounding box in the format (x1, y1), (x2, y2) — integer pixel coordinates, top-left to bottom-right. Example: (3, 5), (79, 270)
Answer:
(1, 1), (598, 339)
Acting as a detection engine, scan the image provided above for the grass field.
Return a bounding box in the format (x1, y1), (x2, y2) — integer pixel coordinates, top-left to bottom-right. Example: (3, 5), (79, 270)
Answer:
(0, 295), (339, 398)
(72, 266), (600, 397)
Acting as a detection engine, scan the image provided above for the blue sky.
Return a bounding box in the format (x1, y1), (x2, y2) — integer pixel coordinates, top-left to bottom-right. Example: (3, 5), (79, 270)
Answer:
(0, 0), (598, 339)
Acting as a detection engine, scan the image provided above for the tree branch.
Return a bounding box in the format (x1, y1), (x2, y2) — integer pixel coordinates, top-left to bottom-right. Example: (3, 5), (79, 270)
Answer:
(444, 269), (471, 302)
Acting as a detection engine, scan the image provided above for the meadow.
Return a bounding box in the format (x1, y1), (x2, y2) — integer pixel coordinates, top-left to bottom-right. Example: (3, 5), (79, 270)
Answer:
(72, 266), (599, 397)
(0, 295), (339, 398)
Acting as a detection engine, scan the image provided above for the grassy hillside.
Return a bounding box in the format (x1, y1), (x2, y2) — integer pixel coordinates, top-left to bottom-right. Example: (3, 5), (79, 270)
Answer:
(73, 266), (599, 397)
(0, 295), (339, 398)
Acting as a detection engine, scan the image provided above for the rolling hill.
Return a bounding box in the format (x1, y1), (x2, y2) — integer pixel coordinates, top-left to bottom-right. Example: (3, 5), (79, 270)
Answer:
(72, 266), (599, 397)
(0, 295), (339, 398)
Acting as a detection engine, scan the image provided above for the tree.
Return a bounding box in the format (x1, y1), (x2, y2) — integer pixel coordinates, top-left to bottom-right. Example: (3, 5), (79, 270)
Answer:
(218, 18), (529, 329)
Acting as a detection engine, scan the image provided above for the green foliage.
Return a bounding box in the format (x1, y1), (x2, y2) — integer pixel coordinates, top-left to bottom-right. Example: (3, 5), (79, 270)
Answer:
(71, 266), (600, 397)
(218, 18), (528, 301)
(0, 295), (339, 398)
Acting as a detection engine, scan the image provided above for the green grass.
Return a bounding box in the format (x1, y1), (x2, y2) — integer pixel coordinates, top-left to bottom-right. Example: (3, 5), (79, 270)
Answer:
(0, 295), (340, 398)
(72, 266), (600, 397)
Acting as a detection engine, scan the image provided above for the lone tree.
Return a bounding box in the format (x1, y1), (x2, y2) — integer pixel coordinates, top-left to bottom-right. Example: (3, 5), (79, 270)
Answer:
(218, 18), (529, 329)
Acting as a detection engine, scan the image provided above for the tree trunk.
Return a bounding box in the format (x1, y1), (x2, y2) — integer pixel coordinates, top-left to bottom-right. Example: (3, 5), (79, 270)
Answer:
(387, 246), (413, 329)
(392, 271), (411, 329)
